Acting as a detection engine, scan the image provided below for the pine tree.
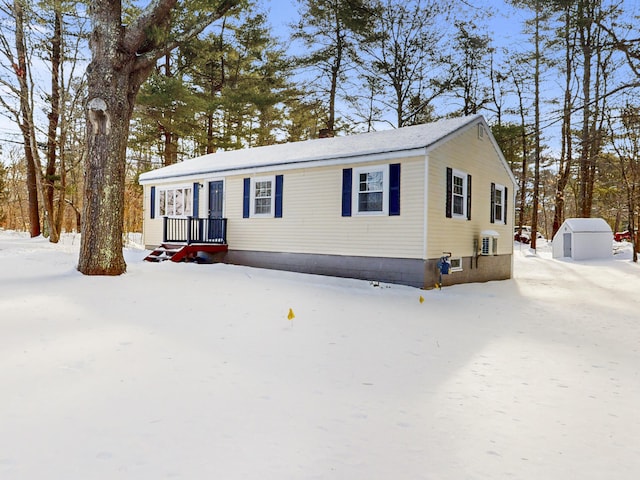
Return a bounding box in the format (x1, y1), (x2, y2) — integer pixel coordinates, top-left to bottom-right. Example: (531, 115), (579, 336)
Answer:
(291, 0), (374, 135)
(357, 0), (452, 127)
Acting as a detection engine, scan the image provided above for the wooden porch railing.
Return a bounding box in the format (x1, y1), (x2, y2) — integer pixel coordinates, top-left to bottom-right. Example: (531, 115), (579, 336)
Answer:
(163, 217), (227, 244)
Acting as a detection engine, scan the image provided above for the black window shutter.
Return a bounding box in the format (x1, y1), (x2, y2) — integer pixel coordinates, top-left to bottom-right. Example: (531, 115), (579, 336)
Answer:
(445, 167), (452, 218)
(467, 174), (472, 220)
(490, 182), (495, 223)
(389, 163), (401, 216)
(150, 186), (156, 219)
(243, 178), (250, 218)
(504, 186), (508, 224)
(275, 175), (283, 218)
(342, 168), (352, 217)
(193, 182), (199, 217)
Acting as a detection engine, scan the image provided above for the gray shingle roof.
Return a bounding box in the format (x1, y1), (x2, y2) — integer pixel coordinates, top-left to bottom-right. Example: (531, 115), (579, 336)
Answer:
(139, 114), (483, 183)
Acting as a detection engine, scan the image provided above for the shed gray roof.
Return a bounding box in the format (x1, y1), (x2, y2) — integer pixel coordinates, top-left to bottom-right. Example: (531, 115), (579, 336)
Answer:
(139, 114), (487, 184)
(562, 218), (612, 233)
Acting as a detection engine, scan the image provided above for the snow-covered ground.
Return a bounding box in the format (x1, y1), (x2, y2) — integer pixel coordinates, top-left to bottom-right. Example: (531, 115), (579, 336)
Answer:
(1, 230), (639, 480)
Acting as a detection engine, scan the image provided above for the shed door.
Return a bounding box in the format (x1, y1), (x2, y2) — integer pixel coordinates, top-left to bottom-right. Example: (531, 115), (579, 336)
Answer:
(563, 233), (572, 257)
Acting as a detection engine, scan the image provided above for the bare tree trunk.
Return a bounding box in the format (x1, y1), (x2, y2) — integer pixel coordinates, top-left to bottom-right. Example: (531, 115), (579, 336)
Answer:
(530, 0), (542, 250)
(45, 3), (62, 243)
(13, 0), (59, 241)
(23, 139), (40, 237)
(78, 5), (138, 274)
(78, 0), (238, 275)
(327, 6), (343, 134)
(512, 69), (528, 235)
(552, 3), (575, 237)
(205, 17), (226, 154)
(13, 0), (40, 237)
(578, 0), (593, 218)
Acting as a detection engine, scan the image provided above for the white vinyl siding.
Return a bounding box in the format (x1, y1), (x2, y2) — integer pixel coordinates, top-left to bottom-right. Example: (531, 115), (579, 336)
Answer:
(226, 158), (425, 259)
(427, 123), (514, 259)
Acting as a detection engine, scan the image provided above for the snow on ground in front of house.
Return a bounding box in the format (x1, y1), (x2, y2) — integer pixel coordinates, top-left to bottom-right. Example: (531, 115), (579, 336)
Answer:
(1, 230), (639, 480)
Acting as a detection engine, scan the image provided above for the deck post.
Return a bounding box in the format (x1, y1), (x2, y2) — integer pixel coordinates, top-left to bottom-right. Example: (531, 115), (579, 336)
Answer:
(186, 217), (193, 245)
(162, 216), (168, 242)
(198, 218), (204, 243)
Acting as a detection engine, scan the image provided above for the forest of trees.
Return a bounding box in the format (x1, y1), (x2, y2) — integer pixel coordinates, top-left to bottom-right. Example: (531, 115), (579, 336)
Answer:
(0, 0), (639, 268)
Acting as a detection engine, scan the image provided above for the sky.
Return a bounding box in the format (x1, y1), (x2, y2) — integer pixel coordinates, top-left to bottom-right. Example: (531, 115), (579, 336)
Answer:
(2, 0), (639, 164)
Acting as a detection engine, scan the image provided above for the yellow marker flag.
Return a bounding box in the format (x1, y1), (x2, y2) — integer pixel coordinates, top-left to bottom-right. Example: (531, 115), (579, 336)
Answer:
(419, 295), (424, 304)
(287, 308), (295, 320)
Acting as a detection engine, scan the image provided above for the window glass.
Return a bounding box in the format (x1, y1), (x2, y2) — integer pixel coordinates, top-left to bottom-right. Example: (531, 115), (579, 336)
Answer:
(174, 188), (183, 214)
(358, 171), (384, 212)
(158, 187), (192, 216)
(254, 180), (273, 215)
(452, 174), (465, 216)
(184, 190), (192, 215)
(352, 167), (388, 214)
(494, 185), (504, 223)
(159, 190), (167, 216)
(450, 257), (463, 271)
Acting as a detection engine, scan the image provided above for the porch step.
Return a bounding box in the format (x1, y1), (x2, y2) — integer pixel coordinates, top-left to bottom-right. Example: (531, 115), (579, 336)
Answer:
(143, 243), (183, 262)
(144, 243), (228, 263)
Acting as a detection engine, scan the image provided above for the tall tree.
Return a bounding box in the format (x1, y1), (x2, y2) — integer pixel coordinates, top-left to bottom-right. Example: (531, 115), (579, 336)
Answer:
(136, 53), (204, 166)
(42, 0), (63, 242)
(509, 58), (532, 237)
(0, 0), (89, 241)
(78, 0), (240, 275)
(575, 0), (619, 217)
(508, 0), (553, 249)
(357, 0), (451, 127)
(211, 8), (291, 148)
(0, 160), (7, 226)
(141, 5), (293, 157)
(291, 0), (373, 135)
(608, 104), (640, 262)
(0, 0), (41, 237)
(448, 20), (493, 116)
(551, 0), (577, 237)
(530, 0), (544, 250)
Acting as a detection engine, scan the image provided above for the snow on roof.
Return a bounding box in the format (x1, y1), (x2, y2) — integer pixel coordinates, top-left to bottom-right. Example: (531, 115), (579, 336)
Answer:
(139, 114), (483, 183)
(563, 218), (612, 233)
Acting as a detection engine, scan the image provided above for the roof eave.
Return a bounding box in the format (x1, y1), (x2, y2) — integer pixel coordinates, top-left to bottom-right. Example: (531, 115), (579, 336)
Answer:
(139, 145), (428, 185)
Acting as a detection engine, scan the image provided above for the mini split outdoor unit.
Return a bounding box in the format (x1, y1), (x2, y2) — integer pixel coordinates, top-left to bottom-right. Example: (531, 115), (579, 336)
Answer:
(480, 230), (499, 256)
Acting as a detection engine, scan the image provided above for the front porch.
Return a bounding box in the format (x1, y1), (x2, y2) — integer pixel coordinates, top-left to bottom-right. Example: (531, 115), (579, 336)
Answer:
(163, 216), (227, 245)
(144, 217), (228, 263)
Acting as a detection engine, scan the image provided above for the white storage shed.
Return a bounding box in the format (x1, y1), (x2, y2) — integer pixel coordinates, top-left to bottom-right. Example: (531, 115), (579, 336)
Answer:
(552, 218), (613, 260)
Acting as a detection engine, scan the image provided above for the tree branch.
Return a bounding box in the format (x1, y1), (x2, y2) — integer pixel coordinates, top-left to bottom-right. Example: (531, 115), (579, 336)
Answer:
(596, 20), (640, 78)
(130, 0), (240, 74)
(121, 0), (178, 56)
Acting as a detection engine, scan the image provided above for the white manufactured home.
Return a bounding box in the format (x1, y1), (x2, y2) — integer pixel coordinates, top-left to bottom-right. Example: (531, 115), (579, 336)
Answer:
(138, 114), (517, 288)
